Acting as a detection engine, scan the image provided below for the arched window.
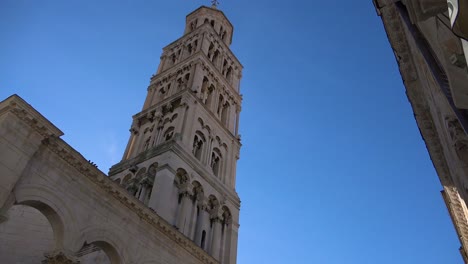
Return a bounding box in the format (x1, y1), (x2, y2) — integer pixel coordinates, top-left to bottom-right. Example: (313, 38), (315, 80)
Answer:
(210, 20), (215, 27)
(187, 43), (193, 55)
(226, 67), (233, 81)
(221, 102), (230, 125)
(211, 148), (222, 177)
(208, 43), (214, 59)
(192, 132), (205, 160)
(206, 85), (215, 107)
(122, 174), (132, 186)
(217, 94), (224, 115)
(163, 127), (175, 141)
(190, 20), (197, 31)
(212, 50), (219, 65)
(143, 136), (151, 151)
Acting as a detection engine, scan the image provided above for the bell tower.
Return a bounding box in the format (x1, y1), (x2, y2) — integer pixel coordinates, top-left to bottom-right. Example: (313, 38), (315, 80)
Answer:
(109, 5), (243, 264)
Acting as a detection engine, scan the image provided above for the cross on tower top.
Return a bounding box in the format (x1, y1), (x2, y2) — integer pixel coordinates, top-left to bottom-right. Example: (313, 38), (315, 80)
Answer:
(211, 0), (219, 7)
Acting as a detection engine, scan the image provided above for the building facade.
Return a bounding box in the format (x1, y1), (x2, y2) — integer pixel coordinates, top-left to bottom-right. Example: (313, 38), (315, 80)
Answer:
(0, 5), (242, 264)
(373, 0), (468, 262)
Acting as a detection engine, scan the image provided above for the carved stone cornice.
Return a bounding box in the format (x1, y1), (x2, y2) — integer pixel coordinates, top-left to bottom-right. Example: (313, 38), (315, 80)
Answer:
(0, 95), (63, 138)
(443, 187), (468, 254)
(376, 0), (468, 256)
(376, 2), (454, 186)
(42, 251), (79, 264)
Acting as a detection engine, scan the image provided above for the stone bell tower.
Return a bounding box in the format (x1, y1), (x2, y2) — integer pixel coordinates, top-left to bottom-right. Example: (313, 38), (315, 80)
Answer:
(108, 5), (243, 264)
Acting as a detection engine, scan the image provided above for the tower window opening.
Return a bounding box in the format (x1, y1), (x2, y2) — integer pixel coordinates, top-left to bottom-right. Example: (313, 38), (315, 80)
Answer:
(212, 50), (219, 65)
(206, 85), (215, 106)
(163, 127), (175, 141)
(226, 67), (232, 80)
(211, 151), (221, 176)
(192, 134), (204, 160)
(210, 20), (215, 27)
(217, 95), (224, 115)
(221, 103), (229, 125)
(208, 43), (214, 59)
(187, 44), (193, 54)
(201, 230), (207, 250)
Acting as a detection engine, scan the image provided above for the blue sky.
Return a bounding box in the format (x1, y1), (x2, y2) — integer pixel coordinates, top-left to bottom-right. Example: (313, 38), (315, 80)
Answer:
(0, 0), (462, 263)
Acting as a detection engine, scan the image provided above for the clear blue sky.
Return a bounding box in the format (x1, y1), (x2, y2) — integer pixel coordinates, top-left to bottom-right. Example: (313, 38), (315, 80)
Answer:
(0, 0), (462, 263)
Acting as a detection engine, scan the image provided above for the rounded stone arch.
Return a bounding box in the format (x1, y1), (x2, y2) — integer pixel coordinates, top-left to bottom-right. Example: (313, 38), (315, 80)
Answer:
(75, 227), (126, 264)
(212, 147), (222, 159)
(221, 205), (232, 225)
(192, 131), (206, 160)
(197, 117), (205, 127)
(174, 168), (189, 187)
(147, 162), (158, 179)
(136, 167), (147, 180)
(207, 194), (220, 210)
(121, 173), (133, 185)
(163, 126), (175, 141)
(197, 117), (212, 133)
(191, 180), (205, 201)
(13, 184), (81, 252)
(195, 130), (207, 142)
(170, 113), (178, 122)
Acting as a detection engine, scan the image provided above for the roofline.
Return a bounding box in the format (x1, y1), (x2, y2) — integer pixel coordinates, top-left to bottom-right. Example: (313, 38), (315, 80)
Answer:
(186, 5), (234, 32)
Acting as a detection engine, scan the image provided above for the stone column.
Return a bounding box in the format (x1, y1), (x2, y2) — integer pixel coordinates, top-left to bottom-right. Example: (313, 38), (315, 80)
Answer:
(138, 183), (148, 203)
(222, 147), (231, 184)
(226, 221), (239, 264)
(154, 123), (164, 146)
(148, 168), (175, 221)
(210, 217), (222, 260)
(176, 186), (192, 234)
(157, 55), (167, 74)
(190, 64), (204, 95)
(203, 135), (213, 166)
(194, 200), (210, 248)
(175, 104), (188, 142)
(188, 199), (198, 240)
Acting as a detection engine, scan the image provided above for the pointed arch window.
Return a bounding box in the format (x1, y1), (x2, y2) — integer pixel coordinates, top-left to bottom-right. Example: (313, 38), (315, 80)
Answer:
(163, 127), (175, 141)
(211, 148), (222, 177)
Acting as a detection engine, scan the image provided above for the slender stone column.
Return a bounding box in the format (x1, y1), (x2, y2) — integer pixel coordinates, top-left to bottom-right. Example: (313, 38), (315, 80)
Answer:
(203, 135), (213, 166)
(148, 168), (175, 221)
(210, 217), (222, 260)
(138, 183), (148, 203)
(194, 200), (210, 248)
(176, 187), (192, 233)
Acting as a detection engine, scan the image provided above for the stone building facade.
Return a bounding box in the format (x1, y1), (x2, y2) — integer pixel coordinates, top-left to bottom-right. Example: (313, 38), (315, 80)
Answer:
(373, 0), (468, 262)
(0, 5), (242, 264)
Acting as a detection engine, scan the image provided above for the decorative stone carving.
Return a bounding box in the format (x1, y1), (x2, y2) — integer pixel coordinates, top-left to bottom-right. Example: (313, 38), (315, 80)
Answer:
(446, 117), (468, 162)
(42, 251), (79, 264)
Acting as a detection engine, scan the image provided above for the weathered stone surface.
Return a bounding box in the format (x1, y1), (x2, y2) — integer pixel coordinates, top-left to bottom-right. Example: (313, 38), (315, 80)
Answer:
(374, 0), (468, 262)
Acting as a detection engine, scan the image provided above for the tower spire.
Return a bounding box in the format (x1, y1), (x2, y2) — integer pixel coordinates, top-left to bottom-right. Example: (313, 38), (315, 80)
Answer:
(211, 0), (219, 8)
